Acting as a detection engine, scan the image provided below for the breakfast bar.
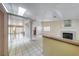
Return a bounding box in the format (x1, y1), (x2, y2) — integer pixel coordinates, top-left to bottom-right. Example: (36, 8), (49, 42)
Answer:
(43, 33), (79, 56)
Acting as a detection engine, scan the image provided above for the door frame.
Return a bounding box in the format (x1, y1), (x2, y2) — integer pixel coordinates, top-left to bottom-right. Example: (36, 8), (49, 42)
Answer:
(0, 3), (8, 56)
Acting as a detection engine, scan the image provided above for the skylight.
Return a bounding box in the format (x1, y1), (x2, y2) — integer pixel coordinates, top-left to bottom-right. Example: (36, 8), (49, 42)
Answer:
(18, 7), (26, 16)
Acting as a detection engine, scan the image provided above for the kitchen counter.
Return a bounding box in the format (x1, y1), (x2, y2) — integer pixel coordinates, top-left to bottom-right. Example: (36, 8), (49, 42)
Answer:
(43, 33), (79, 46)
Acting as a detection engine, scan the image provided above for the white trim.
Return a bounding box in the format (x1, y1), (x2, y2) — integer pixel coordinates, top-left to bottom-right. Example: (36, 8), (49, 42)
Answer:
(2, 3), (8, 12)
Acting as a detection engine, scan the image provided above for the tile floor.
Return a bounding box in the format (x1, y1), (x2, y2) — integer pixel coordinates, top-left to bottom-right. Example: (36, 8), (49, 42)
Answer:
(8, 34), (43, 56)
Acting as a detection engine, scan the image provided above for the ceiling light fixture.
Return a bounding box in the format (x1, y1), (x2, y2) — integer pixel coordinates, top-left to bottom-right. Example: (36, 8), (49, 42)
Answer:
(18, 7), (26, 16)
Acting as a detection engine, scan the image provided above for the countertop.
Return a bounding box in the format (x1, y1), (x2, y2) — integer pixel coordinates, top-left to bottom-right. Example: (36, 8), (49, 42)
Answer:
(43, 33), (79, 46)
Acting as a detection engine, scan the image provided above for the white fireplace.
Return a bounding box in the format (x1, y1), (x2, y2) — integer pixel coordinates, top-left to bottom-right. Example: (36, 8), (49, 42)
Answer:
(61, 31), (76, 40)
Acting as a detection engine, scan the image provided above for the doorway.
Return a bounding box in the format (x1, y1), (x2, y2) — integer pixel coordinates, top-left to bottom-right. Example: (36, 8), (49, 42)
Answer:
(8, 14), (31, 55)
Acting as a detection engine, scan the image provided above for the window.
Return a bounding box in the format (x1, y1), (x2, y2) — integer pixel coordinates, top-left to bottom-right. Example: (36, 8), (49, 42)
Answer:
(44, 26), (50, 31)
(64, 20), (72, 27)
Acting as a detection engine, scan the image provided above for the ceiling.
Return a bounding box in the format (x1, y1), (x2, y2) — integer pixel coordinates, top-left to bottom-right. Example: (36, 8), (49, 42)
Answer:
(3, 3), (79, 21)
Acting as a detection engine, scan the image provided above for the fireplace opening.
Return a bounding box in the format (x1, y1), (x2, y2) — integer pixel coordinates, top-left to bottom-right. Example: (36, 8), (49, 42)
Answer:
(63, 33), (73, 40)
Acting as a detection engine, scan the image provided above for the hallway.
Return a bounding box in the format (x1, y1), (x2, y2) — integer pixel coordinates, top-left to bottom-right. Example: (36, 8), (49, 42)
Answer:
(8, 13), (43, 56)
